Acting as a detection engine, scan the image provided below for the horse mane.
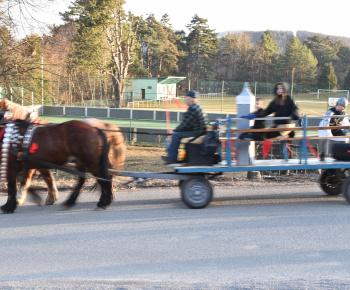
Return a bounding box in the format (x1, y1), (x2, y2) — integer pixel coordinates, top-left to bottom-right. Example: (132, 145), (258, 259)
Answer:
(0, 98), (49, 124)
(0, 98), (31, 120)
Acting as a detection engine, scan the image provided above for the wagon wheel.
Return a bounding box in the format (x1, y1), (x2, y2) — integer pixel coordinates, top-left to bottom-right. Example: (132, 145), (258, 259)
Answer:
(319, 169), (346, 196)
(181, 176), (213, 209)
(342, 177), (350, 203)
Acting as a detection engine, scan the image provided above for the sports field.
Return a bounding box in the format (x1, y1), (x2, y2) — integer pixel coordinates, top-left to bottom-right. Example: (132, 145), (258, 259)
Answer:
(127, 94), (331, 116)
(40, 93), (339, 131)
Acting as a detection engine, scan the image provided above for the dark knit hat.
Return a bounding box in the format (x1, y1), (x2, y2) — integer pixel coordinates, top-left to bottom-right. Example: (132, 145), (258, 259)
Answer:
(185, 90), (198, 98)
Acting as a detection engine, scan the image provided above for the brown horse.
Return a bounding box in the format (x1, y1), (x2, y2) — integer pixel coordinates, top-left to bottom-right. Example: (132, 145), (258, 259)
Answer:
(13, 119), (126, 206)
(0, 98), (58, 205)
(1, 120), (113, 213)
(0, 100), (126, 206)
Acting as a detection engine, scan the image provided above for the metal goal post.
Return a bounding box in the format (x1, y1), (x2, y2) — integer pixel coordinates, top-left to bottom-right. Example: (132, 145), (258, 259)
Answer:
(317, 89), (349, 103)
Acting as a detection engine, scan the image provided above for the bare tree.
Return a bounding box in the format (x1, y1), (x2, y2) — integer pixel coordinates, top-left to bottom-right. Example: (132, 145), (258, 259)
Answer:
(103, 6), (139, 107)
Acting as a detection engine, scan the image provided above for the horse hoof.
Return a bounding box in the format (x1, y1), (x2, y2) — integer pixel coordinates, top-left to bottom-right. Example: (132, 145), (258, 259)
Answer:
(45, 200), (55, 205)
(1, 205), (15, 214)
(61, 200), (76, 210)
(16, 198), (25, 206)
(94, 206), (107, 211)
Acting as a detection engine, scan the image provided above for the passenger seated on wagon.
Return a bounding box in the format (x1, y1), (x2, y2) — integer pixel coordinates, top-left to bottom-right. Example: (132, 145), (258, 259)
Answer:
(239, 98), (266, 141)
(318, 97), (349, 161)
(241, 82), (299, 139)
(162, 90), (207, 164)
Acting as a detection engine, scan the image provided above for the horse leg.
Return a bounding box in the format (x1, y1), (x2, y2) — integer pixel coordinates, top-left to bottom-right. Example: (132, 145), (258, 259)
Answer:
(111, 175), (115, 200)
(19, 167), (42, 206)
(64, 177), (85, 208)
(1, 173), (18, 214)
(16, 169), (35, 205)
(96, 178), (113, 210)
(40, 169), (58, 205)
(93, 128), (113, 210)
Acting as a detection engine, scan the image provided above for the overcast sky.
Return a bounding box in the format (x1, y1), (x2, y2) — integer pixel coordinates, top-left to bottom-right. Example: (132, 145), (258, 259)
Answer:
(34, 0), (350, 38)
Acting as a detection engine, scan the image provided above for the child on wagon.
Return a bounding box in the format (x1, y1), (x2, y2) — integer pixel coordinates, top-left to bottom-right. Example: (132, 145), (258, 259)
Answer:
(239, 98), (266, 141)
(318, 97), (349, 161)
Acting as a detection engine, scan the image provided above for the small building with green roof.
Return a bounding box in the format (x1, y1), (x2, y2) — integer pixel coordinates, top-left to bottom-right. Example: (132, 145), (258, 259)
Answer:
(126, 77), (186, 100)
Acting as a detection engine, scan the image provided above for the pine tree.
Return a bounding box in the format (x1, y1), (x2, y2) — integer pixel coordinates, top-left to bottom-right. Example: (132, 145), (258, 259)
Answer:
(304, 34), (339, 68)
(219, 32), (254, 81)
(220, 33), (239, 80)
(137, 13), (179, 77)
(318, 62), (338, 89)
(333, 41), (350, 84)
(255, 30), (280, 82)
(280, 36), (318, 85)
(343, 70), (350, 90)
(184, 14), (219, 88)
(298, 44), (318, 84)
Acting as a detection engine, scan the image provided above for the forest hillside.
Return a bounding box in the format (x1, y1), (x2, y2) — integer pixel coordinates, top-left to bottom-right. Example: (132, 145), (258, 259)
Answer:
(219, 30), (350, 51)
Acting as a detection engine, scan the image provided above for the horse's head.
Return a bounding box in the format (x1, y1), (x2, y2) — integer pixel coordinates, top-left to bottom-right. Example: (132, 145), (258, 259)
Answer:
(1, 99), (31, 121)
(0, 98), (9, 111)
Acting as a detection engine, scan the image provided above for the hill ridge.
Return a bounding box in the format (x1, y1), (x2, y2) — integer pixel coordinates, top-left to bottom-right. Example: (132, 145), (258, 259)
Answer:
(218, 30), (350, 51)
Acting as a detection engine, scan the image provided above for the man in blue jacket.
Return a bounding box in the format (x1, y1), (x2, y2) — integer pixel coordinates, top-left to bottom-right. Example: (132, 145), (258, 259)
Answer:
(162, 90), (207, 164)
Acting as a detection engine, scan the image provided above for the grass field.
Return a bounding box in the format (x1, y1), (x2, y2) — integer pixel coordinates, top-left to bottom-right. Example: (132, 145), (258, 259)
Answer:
(42, 93), (332, 126)
(40, 93), (337, 136)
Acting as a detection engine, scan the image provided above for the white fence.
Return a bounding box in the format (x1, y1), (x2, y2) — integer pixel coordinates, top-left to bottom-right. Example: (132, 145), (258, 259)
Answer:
(126, 92), (226, 108)
(196, 92), (224, 99)
(127, 98), (179, 109)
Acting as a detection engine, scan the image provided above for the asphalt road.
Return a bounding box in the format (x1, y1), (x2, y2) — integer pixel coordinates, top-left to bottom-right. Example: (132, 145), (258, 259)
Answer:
(1, 183), (350, 289)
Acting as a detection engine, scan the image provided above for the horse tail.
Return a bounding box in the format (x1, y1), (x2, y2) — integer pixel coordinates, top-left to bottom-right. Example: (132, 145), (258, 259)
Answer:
(109, 127), (126, 170)
(111, 141), (126, 170)
(96, 128), (114, 207)
(96, 128), (110, 179)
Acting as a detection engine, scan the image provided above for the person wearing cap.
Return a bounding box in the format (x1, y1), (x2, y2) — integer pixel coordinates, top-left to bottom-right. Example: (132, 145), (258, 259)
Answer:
(162, 90), (207, 164)
(318, 97), (348, 161)
(241, 82), (299, 139)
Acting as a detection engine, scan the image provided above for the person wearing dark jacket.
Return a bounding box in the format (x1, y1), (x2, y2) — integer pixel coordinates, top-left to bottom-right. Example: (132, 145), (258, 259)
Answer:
(239, 98), (266, 141)
(162, 90), (207, 164)
(259, 82), (299, 138)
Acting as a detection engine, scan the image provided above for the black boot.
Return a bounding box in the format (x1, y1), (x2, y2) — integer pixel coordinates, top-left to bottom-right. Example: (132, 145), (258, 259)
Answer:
(161, 156), (177, 164)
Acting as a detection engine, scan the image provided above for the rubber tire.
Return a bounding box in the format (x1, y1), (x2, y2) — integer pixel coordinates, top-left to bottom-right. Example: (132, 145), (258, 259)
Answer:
(342, 176), (350, 203)
(319, 169), (345, 196)
(181, 176), (213, 209)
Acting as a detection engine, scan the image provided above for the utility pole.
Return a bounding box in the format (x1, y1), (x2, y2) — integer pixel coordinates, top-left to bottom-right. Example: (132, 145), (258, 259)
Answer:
(41, 56), (44, 106)
(291, 68), (295, 97)
(221, 80), (224, 113)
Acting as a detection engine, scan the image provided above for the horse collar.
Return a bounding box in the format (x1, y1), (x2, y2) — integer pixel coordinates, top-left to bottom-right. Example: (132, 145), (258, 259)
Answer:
(22, 125), (38, 151)
(1, 123), (20, 184)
